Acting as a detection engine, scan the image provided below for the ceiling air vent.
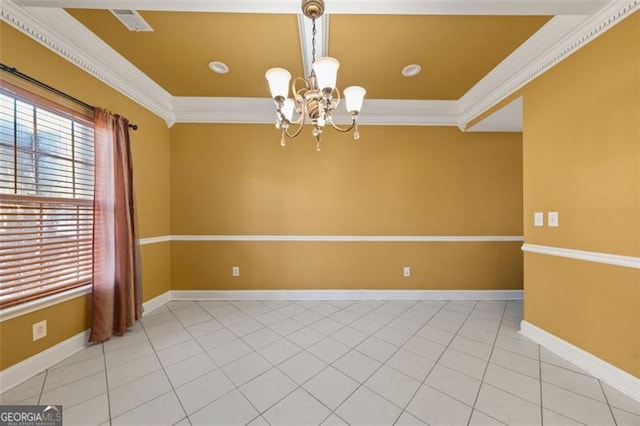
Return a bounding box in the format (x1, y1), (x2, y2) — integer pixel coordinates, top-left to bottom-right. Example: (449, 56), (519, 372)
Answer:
(109, 9), (153, 32)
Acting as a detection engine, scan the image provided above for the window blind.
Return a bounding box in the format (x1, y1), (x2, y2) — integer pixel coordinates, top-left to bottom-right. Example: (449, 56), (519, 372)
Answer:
(0, 88), (94, 309)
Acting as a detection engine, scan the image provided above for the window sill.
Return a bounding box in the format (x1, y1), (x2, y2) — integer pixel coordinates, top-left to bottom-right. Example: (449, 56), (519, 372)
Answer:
(0, 285), (92, 322)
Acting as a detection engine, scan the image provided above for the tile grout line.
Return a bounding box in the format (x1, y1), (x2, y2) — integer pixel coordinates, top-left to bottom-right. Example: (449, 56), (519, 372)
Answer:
(390, 302), (462, 425)
(185, 299), (346, 422)
(542, 401), (592, 425)
(465, 301), (508, 426)
(598, 379), (619, 426)
(240, 299), (391, 424)
(136, 315), (191, 424)
(36, 369), (47, 405)
(194, 300), (306, 421)
(260, 301), (382, 423)
(225, 299), (355, 420)
(101, 343), (114, 426)
(291, 301), (420, 423)
(539, 344), (544, 426)
(18, 299), (632, 426)
(7, 299), (633, 426)
(471, 302), (550, 424)
(253, 299), (412, 424)
(316, 300), (429, 425)
(315, 299), (426, 424)
(467, 302), (573, 424)
(269, 302), (375, 425)
(459, 326), (539, 362)
(380, 300), (468, 425)
(235, 299), (424, 424)
(167, 301), (260, 423)
(400, 301), (509, 423)
(34, 349), (106, 395)
(540, 368), (630, 409)
(36, 363), (108, 411)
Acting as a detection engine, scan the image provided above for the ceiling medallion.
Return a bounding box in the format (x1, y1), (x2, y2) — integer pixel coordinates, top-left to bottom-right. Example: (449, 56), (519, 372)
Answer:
(265, 0), (366, 151)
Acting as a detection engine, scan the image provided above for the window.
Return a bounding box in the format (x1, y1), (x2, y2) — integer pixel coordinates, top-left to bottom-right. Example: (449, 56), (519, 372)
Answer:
(0, 86), (94, 309)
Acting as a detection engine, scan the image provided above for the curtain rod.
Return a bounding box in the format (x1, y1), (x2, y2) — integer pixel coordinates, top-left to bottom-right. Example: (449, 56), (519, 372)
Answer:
(0, 63), (138, 130)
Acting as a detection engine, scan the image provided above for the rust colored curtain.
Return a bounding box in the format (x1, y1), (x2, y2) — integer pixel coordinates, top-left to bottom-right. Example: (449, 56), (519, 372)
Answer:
(90, 108), (142, 342)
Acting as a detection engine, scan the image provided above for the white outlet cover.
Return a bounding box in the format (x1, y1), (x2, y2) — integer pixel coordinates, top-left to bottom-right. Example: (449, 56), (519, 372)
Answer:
(403, 266), (411, 277)
(534, 212), (544, 227)
(232, 266), (240, 276)
(32, 320), (47, 341)
(548, 211), (559, 227)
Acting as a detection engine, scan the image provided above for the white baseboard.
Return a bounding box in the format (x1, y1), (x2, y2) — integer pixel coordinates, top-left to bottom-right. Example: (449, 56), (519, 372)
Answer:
(142, 291), (172, 314)
(0, 293), (172, 394)
(0, 330), (91, 394)
(520, 320), (640, 403)
(170, 289), (523, 301)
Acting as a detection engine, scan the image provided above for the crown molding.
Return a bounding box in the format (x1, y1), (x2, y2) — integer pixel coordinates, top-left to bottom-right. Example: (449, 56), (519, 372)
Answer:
(458, 0), (640, 129)
(171, 97), (460, 126)
(467, 97), (522, 132)
(348, 99), (460, 126)
(1, 1), (174, 124)
(14, 0), (609, 16)
(171, 97), (277, 126)
(458, 15), (587, 129)
(5, 0), (637, 131)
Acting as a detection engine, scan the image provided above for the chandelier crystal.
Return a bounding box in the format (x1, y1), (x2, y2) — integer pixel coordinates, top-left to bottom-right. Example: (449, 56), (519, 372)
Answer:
(265, 0), (366, 151)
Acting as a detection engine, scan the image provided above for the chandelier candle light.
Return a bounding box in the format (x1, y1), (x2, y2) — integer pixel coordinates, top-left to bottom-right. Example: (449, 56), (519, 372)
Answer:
(265, 0), (366, 151)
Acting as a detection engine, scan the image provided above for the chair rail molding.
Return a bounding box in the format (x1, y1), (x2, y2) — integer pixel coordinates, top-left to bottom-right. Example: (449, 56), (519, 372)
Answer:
(522, 243), (640, 269)
(139, 234), (524, 244)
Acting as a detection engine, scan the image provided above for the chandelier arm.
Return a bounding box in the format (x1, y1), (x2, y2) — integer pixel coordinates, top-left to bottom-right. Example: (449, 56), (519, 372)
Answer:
(288, 114), (304, 126)
(328, 118), (356, 133)
(283, 112), (307, 138)
(285, 83), (308, 126)
(330, 86), (341, 110)
(292, 77), (310, 97)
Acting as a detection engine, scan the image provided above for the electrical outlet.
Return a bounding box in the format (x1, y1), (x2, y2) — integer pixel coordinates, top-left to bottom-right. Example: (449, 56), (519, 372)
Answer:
(403, 266), (411, 277)
(232, 266), (240, 277)
(548, 211), (559, 227)
(32, 320), (47, 341)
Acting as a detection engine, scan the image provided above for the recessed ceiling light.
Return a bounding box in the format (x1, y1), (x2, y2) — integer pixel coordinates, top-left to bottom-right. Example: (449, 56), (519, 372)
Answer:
(208, 61), (229, 74)
(402, 64), (421, 77)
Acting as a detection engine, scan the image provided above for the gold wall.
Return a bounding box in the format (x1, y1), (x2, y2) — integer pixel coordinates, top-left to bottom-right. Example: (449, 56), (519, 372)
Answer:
(170, 125), (524, 291)
(522, 12), (640, 377)
(0, 23), (172, 370)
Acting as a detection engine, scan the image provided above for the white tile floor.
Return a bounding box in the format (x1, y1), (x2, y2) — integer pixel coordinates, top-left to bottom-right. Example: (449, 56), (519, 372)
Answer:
(2, 299), (640, 425)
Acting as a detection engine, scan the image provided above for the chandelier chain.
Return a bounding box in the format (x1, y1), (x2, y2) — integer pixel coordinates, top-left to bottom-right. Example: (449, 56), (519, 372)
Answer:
(311, 17), (317, 65)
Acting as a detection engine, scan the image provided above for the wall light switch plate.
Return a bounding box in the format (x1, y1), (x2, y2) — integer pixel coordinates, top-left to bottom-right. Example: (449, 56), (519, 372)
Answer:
(548, 211), (559, 227)
(534, 212), (544, 227)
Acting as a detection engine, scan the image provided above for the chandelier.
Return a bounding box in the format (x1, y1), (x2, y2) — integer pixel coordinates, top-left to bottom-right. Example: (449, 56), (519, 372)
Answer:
(265, 0), (366, 151)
